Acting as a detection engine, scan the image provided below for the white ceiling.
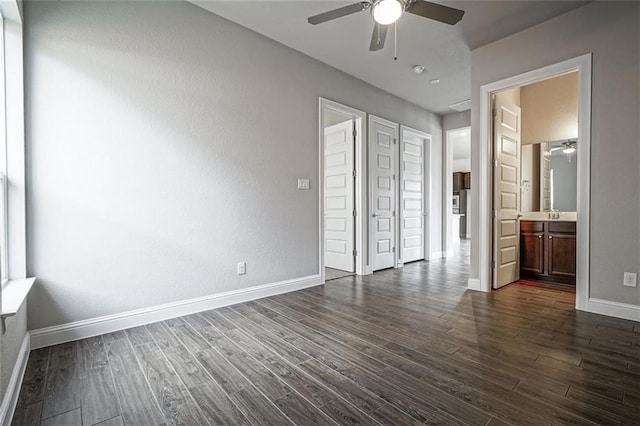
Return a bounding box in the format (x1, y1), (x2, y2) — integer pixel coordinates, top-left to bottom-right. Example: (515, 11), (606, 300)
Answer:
(191, 1), (589, 115)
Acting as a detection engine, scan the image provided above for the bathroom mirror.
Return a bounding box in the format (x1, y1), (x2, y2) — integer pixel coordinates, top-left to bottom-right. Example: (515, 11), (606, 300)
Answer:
(521, 139), (577, 212)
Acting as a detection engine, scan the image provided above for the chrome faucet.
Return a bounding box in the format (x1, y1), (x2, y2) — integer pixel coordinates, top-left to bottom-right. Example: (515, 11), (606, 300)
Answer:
(548, 209), (561, 220)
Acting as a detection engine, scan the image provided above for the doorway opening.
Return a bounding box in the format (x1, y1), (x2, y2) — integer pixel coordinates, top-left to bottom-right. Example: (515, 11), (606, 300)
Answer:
(477, 54), (591, 312)
(445, 126), (471, 263)
(319, 99), (366, 282)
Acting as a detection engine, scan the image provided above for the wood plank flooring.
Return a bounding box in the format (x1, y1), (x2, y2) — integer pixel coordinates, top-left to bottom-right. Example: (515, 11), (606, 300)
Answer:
(13, 244), (640, 425)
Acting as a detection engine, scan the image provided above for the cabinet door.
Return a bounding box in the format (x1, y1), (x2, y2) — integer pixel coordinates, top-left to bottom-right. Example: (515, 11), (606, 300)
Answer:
(453, 172), (462, 194)
(463, 172), (471, 189)
(520, 232), (544, 275)
(547, 233), (576, 279)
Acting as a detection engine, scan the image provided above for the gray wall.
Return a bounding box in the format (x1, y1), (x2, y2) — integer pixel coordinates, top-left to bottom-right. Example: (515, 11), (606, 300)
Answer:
(471, 1), (639, 304)
(443, 110), (471, 133)
(24, 1), (442, 330)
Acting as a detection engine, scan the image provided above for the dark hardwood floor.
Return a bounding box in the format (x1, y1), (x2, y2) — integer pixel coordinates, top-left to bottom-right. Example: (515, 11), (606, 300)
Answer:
(13, 243), (640, 425)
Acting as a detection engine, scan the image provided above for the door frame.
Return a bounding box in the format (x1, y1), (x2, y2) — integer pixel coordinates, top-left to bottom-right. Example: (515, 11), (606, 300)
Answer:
(319, 98), (367, 282)
(399, 125), (432, 265)
(444, 126), (470, 258)
(475, 54), (591, 312)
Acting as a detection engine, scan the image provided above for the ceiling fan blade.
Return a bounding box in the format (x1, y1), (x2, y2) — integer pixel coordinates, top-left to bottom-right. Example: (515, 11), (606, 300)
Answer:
(308, 2), (370, 25)
(406, 0), (465, 25)
(369, 23), (388, 51)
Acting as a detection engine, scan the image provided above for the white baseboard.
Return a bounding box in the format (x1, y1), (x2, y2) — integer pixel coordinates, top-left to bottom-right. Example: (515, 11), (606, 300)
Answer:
(467, 278), (482, 291)
(0, 333), (30, 426)
(429, 251), (446, 260)
(587, 298), (640, 322)
(30, 274), (321, 349)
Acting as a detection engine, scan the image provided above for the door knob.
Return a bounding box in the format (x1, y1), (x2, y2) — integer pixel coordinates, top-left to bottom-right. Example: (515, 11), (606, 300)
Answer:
(372, 213), (378, 218)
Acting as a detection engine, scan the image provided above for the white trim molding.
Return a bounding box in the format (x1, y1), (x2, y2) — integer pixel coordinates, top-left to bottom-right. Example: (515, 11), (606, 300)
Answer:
(429, 251), (447, 261)
(473, 54), (592, 315)
(587, 298), (640, 323)
(0, 333), (29, 426)
(467, 278), (481, 291)
(30, 274), (321, 350)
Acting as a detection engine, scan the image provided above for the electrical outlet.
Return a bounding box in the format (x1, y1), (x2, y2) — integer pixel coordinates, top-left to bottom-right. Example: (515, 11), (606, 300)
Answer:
(623, 272), (637, 288)
(237, 262), (246, 275)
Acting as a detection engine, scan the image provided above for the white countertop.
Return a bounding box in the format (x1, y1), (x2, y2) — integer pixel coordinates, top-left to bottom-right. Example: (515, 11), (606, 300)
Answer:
(520, 212), (577, 222)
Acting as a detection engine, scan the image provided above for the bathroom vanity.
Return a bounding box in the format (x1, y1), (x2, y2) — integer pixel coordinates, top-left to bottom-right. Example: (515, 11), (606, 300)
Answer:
(520, 219), (576, 285)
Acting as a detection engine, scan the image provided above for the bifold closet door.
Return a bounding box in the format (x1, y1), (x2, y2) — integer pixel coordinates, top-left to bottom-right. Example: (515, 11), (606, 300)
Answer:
(369, 116), (398, 271)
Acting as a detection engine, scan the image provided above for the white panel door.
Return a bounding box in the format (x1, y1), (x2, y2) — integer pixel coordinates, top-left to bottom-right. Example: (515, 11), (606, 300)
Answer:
(369, 116), (398, 271)
(324, 120), (355, 272)
(401, 128), (427, 263)
(493, 97), (522, 289)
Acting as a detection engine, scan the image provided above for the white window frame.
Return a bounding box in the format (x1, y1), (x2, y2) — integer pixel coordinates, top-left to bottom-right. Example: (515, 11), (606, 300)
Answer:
(0, 12), (8, 286)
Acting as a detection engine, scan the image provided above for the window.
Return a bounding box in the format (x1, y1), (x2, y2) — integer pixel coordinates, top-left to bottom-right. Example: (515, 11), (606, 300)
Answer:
(0, 12), (8, 285)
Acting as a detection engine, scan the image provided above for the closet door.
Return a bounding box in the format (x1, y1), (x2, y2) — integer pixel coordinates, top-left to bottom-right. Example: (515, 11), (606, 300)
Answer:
(324, 120), (355, 273)
(369, 116), (398, 271)
(400, 127), (429, 263)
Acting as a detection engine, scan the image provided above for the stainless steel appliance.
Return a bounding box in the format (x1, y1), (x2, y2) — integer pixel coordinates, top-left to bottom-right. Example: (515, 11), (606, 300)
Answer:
(459, 189), (470, 239)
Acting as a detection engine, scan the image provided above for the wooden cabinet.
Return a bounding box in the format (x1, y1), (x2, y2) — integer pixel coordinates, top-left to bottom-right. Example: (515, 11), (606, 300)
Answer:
(453, 172), (463, 194)
(520, 221), (544, 275)
(520, 220), (576, 284)
(453, 172), (471, 194)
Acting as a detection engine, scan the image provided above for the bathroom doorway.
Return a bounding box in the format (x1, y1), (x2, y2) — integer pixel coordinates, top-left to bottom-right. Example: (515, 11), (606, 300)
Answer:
(477, 54), (591, 312)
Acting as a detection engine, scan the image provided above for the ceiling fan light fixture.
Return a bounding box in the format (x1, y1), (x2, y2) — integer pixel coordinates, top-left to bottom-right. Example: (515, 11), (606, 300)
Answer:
(372, 0), (403, 25)
(562, 140), (576, 154)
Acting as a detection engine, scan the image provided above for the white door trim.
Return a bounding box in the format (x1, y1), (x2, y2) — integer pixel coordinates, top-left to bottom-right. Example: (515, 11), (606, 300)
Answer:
(475, 54), (592, 313)
(444, 126), (470, 258)
(368, 114), (400, 270)
(319, 98), (367, 281)
(399, 125), (432, 264)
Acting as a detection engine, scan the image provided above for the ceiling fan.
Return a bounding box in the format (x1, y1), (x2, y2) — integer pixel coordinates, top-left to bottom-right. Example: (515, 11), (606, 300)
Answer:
(307, 0), (465, 52)
(550, 139), (577, 153)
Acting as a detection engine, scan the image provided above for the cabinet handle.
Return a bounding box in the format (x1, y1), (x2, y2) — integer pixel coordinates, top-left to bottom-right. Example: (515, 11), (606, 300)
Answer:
(549, 236), (553, 239)
(538, 235), (542, 239)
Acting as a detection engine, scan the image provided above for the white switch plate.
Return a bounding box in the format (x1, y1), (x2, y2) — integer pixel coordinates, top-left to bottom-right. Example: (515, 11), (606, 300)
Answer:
(297, 178), (310, 190)
(237, 262), (246, 275)
(623, 272), (637, 287)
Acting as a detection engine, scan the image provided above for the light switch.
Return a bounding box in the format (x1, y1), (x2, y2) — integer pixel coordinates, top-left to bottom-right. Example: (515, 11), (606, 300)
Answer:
(297, 178), (310, 190)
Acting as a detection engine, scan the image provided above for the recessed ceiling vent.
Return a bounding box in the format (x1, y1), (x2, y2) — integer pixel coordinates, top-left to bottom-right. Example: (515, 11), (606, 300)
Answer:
(449, 99), (471, 112)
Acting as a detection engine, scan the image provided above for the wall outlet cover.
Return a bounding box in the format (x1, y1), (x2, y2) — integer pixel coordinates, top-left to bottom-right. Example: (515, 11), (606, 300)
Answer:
(237, 262), (246, 275)
(297, 178), (310, 190)
(623, 272), (637, 287)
